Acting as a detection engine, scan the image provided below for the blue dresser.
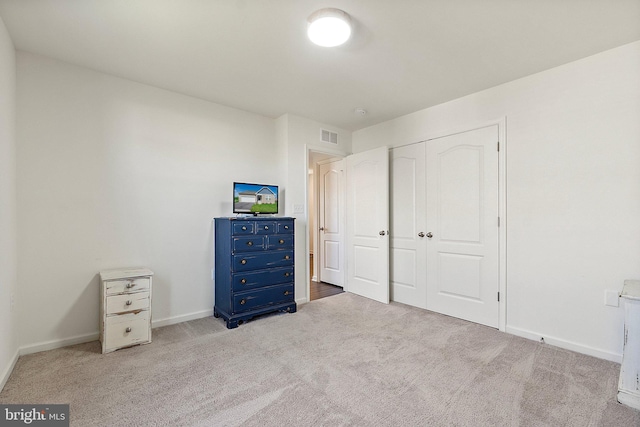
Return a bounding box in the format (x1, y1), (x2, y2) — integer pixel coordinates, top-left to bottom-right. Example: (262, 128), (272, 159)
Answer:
(214, 217), (297, 328)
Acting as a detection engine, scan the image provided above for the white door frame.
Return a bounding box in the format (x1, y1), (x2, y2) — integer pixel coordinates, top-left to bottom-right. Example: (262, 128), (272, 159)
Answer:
(305, 145), (349, 302)
(396, 118), (507, 331)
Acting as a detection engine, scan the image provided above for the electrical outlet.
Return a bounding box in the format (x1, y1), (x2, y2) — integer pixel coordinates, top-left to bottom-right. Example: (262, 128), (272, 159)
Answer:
(293, 204), (304, 214)
(605, 290), (619, 307)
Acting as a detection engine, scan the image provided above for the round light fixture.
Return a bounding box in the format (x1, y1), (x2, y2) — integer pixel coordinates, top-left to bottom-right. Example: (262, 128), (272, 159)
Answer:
(307, 8), (352, 47)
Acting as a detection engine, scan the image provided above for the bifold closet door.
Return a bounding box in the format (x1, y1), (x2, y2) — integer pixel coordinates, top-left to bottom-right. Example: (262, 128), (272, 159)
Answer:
(390, 143), (427, 308)
(425, 125), (499, 328)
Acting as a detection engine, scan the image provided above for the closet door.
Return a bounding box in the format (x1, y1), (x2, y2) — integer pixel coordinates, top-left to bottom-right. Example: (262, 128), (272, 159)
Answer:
(346, 146), (389, 304)
(390, 143), (427, 308)
(425, 125), (499, 328)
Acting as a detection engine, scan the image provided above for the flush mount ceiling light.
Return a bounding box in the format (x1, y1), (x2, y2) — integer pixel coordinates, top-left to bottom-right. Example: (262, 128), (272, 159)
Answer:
(307, 8), (352, 47)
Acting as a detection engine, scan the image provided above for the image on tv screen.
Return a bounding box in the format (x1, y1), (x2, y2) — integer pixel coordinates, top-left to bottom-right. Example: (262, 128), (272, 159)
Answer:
(233, 183), (278, 214)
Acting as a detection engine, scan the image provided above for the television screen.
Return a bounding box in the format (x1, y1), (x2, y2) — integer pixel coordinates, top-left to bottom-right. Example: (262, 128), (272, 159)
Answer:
(233, 182), (279, 215)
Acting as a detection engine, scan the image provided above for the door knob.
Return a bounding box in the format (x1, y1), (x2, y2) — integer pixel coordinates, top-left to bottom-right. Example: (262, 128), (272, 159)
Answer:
(319, 227), (325, 231)
(379, 230), (386, 236)
(426, 232), (433, 238)
(418, 232), (425, 238)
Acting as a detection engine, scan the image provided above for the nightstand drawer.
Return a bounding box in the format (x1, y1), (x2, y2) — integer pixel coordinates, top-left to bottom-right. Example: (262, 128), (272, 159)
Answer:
(105, 277), (150, 295)
(106, 292), (150, 314)
(233, 250), (293, 272)
(104, 312), (150, 351)
(232, 267), (294, 291)
(233, 284), (294, 313)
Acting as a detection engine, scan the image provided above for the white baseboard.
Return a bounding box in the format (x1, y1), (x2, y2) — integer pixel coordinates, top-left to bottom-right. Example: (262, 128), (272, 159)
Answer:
(311, 275), (318, 282)
(0, 348), (20, 393)
(296, 297), (308, 305)
(506, 325), (622, 363)
(20, 332), (99, 356)
(152, 309), (212, 328)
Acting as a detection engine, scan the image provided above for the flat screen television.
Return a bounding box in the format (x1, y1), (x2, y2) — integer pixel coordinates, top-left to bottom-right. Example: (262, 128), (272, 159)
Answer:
(233, 182), (279, 215)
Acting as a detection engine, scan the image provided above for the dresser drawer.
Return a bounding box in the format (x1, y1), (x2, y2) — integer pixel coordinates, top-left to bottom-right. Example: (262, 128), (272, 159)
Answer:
(233, 284), (294, 313)
(232, 267), (294, 291)
(233, 250), (294, 272)
(106, 291), (150, 314)
(255, 221), (277, 234)
(267, 235), (293, 250)
(232, 222), (255, 235)
(233, 236), (266, 252)
(104, 311), (150, 351)
(105, 277), (150, 295)
(276, 221), (294, 234)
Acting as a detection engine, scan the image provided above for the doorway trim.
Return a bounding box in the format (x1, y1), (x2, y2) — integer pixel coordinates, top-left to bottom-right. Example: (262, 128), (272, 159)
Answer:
(305, 145), (349, 303)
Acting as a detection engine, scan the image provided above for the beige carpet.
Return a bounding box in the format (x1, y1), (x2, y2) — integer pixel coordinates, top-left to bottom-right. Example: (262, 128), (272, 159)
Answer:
(1, 293), (638, 426)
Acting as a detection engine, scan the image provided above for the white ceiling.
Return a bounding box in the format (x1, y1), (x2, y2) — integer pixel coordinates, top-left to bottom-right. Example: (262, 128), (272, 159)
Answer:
(0, 0), (639, 131)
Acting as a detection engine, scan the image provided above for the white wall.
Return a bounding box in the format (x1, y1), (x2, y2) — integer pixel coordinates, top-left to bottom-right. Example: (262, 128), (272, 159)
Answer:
(0, 15), (17, 390)
(353, 41), (640, 361)
(280, 114), (351, 302)
(16, 53), (284, 351)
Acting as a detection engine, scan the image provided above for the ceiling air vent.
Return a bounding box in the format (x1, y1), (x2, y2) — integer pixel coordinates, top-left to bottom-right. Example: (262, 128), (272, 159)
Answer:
(321, 129), (338, 144)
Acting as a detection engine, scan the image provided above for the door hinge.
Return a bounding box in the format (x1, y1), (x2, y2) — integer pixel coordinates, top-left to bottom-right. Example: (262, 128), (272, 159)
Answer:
(497, 141), (500, 152)
(498, 217), (500, 227)
(497, 292), (500, 302)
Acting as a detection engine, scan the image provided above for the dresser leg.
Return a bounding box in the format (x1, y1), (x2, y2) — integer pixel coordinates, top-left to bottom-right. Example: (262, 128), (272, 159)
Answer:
(226, 320), (239, 329)
(213, 308), (220, 318)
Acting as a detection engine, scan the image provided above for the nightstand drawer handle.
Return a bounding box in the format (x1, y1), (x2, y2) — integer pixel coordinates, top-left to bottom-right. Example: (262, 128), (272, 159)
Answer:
(284, 255), (290, 260)
(284, 272), (290, 277)
(264, 226), (269, 230)
(126, 283), (135, 289)
(242, 226), (247, 231)
(279, 239), (285, 244)
(240, 299), (246, 305)
(284, 291), (290, 296)
(126, 300), (132, 306)
(125, 327), (132, 333)
(241, 259), (247, 265)
(247, 241), (253, 246)
(240, 278), (247, 284)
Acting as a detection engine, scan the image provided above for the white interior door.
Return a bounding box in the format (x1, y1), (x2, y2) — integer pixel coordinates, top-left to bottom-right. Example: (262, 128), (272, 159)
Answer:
(319, 159), (345, 286)
(426, 125), (499, 328)
(390, 143), (427, 308)
(346, 146), (389, 304)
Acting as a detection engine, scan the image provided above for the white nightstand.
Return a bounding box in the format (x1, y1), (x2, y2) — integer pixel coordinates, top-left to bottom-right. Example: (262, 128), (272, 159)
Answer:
(99, 267), (153, 354)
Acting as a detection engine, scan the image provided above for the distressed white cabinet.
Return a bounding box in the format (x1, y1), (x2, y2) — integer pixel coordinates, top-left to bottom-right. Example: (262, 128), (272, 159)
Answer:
(99, 267), (153, 354)
(618, 280), (640, 410)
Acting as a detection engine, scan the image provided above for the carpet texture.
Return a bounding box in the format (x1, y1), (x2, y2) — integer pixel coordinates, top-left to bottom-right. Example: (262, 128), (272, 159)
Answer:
(1, 293), (638, 426)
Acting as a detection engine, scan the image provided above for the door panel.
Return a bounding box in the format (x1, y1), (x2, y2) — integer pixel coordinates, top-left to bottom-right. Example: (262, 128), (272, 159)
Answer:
(346, 147), (389, 304)
(426, 126), (499, 328)
(390, 144), (427, 308)
(319, 160), (345, 286)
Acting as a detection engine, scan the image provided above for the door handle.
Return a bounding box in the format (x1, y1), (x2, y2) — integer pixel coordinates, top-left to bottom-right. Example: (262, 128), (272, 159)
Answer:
(379, 230), (386, 236)
(319, 227), (325, 231)
(426, 232), (433, 238)
(418, 232), (425, 238)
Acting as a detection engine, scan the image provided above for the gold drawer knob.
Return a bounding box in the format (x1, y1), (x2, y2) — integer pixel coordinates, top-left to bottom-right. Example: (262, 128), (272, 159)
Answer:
(284, 272), (290, 277)
(284, 225), (289, 229)
(240, 278), (247, 284)
(284, 255), (290, 260)
(125, 327), (132, 333)
(264, 226), (269, 230)
(126, 300), (132, 306)
(284, 291), (290, 296)
(279, 239), (285, 244)
(242, 226), (247, 231)
(247, 241), (253, 246)
(240, 299), (246, 305)
(241, 259), (247, 265)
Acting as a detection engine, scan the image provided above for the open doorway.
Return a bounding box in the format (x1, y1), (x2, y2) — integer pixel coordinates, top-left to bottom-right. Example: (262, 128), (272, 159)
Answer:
(308, 150), (346, 301)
